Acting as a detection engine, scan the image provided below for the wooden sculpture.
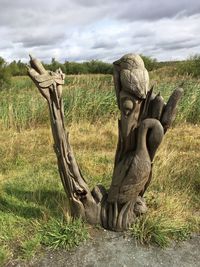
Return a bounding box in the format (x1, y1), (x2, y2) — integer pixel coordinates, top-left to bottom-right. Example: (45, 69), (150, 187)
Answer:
(28, 53), (183, 231)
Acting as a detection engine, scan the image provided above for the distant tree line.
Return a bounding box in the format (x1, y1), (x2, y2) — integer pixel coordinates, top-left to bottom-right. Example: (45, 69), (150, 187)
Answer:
(0, 55), (159, 82)
(1, 54), (200, 89)
(44, 58), (113, 75)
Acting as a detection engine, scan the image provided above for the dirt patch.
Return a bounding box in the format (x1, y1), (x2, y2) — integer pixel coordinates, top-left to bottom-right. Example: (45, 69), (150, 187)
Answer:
(23, 230), (200, 267)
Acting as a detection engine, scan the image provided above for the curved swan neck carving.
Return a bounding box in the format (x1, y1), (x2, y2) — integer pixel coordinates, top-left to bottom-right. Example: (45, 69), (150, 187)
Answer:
(136, 118), (164, 156)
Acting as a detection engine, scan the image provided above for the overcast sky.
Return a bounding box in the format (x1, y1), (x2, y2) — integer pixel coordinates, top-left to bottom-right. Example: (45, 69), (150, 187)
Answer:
(0, 0), (200, 63)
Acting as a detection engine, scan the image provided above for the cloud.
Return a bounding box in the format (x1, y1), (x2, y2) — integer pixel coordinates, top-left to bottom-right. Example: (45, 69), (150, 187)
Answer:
(92, 40), (118, 49)
(0, 0), (200, 62)
(156, 39), (200, 51)
(117, 0), (200, 21)
(17, 33), (66, 48)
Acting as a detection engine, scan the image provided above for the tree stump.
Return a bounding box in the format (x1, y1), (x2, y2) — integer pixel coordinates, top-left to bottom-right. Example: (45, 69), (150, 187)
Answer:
(27, 54), (183, 231)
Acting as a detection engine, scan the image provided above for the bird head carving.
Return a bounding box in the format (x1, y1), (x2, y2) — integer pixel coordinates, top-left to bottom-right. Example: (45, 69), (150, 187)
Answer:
(113, 53), (144, 70)
(113, 54), (149, 100)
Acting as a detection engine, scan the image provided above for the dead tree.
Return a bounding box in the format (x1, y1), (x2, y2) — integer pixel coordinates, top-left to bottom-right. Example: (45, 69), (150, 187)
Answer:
(27, 54), (183, 231)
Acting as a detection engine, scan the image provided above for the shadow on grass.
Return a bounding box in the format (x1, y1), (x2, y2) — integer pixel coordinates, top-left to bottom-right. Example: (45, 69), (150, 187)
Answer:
(1, 185), (69, 220)
(0, 195), (43, 219)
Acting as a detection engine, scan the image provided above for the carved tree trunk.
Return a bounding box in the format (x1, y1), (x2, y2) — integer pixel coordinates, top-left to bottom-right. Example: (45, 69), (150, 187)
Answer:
(27, 56), (101, 225)
(28, 54), (183, 231)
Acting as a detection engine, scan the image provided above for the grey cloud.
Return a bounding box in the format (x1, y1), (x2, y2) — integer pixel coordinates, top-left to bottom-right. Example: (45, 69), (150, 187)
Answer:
(117, 0), (200, 21)
(132, 29), (155, 39)
(67, 53), (102, 62)
(158, 40), (200, 51)
(73, 0), (105, 7)
(1, 0), (200, 62)
(0, 40), (12, 50)
(73, 0), (122, 7)
(92, 40), (118, 49)
(17, 33), (65, 48)
(0, 0), (200, 30)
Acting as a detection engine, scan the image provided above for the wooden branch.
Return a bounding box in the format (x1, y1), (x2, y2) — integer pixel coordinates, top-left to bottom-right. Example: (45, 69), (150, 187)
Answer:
(27, 55), (101, 224)
(161, 88), (184, 133)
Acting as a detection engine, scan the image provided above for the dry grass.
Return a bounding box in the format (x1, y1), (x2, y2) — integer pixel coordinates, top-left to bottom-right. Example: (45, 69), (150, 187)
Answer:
(0, 121), (199, 262)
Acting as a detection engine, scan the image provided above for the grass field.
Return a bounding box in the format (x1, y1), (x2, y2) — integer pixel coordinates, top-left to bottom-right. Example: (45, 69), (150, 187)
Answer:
(0, 73), (200, 266)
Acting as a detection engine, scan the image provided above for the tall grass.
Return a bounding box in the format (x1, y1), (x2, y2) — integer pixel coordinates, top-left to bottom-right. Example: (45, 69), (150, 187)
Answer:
(0, 75), (117, 130)
(0, 77), (47, 130)
(0, 74), (200, 131)
(63, 86), (117, 123)
(153, 79), (200, 124)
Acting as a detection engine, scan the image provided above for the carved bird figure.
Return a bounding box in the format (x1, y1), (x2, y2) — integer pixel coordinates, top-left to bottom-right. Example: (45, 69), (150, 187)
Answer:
(107, 118), (164, 204)
(113, 54), (150, 103)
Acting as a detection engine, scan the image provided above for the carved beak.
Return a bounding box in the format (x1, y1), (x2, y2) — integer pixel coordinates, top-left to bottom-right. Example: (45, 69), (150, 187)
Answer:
(113, 59), (121, 66)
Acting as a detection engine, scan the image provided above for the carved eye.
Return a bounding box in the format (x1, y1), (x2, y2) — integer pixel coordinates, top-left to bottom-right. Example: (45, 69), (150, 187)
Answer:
(122, 99), (135, 116)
